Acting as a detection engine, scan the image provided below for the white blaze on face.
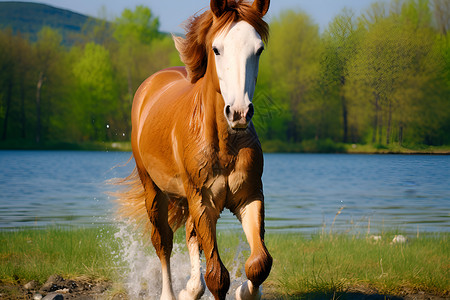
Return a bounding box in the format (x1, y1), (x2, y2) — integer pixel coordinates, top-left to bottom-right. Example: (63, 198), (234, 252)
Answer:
(212, 21), (264, 129)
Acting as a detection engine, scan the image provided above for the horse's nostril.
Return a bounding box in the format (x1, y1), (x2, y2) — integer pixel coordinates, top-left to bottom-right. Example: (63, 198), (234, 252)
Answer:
(225, 105), (231, 118)
(247, 103), (254, 120)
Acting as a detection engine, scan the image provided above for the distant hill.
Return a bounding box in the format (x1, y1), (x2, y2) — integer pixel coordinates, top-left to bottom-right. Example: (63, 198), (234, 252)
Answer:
(0, 1), (95, 44)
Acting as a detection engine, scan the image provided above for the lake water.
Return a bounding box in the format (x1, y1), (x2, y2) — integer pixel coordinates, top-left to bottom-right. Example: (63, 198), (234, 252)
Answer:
(0, 151), (449, 234)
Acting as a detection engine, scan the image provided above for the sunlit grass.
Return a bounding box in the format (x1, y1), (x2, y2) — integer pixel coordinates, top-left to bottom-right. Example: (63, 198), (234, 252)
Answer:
(262, 232), (449, 297)
(0, 226), (448, 298)
(0, 226), (119, 284)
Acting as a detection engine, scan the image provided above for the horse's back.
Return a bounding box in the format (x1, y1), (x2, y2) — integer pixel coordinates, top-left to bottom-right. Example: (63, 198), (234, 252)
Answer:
(132, 67), (189, 125)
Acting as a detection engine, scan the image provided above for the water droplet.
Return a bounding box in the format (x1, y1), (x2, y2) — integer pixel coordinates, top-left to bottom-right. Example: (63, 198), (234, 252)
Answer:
(106, 124), (110, 129)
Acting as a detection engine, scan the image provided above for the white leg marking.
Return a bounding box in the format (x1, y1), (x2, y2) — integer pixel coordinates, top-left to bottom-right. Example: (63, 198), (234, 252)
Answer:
(236, 280), (262, 300)
(179, 237), (205, 300)
(236, 201), (265, 300)
(161, 262), (176, 300)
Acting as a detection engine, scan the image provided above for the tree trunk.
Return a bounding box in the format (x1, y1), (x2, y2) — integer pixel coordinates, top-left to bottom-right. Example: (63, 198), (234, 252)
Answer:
(36, 71), (44, 143)
(378, 113), (383, 145)
(20, 79), (26, 139)
(127, 67), (133, 104)
(372, 92), (380, 144)
(340, 76), (348, 143)
(341, 95), (348, 143)
(1, 79), (13, 141)
(386, 102), (392, 145)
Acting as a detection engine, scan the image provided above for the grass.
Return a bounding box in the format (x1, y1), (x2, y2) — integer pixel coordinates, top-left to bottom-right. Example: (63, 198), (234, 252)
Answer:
(262, 233), (449, 298)
(260, 139), (450, 154)
(0, 226), (448, 298)
(0, 226), (119, 284)
(2, 138), (448, 154)
(0, 139), (132, 152)
(344, 143), (450, 154)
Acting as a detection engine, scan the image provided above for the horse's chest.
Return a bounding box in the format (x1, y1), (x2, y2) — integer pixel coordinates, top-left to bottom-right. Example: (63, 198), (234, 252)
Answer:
(203, 168), (247, 200)
(227, 169), (247, 195)
(202, 174), (227, 210)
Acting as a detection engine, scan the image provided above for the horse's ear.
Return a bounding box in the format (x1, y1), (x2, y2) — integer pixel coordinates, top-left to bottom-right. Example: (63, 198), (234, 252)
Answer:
(210, 0), (227, 18)
(252, 0), (270, 16)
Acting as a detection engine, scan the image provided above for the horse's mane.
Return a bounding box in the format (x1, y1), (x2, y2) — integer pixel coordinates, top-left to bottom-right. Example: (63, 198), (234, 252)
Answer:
(173, 0), (269, 84)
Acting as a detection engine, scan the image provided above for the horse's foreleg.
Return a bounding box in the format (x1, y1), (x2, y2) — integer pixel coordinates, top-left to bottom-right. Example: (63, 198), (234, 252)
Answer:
(179, 215), (206, 300)
(145, 183), (176, 300)
(236, 200), (272, 300)
(190, 202), (230, 300)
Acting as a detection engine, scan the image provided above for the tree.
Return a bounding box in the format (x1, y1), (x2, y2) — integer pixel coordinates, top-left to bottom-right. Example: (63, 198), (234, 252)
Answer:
(0, 29), (16, 140)
(34, 26), (62, 143)
(261, 10), (322, 142)
(432, 0), (450, 34)
(72, 42), (117, 141)
(113, 6), (161, 103)
(346, 0), (445, 145)
(321, 8), (361, 143)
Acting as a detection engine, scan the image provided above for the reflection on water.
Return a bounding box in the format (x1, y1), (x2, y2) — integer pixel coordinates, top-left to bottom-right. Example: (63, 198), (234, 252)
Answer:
(0, 151), (449, 233)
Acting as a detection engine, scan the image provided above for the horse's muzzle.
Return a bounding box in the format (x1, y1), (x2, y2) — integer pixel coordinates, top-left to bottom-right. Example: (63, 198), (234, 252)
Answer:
(225, 103), (254, 129)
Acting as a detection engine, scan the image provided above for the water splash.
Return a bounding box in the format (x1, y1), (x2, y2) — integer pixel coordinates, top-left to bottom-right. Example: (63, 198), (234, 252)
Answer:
(113, 222), (249, 299)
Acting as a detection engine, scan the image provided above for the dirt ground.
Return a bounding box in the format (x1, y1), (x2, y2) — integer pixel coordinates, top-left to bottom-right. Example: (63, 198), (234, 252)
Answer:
(0, 275), (448, 300)
(0, 275), (112, 300)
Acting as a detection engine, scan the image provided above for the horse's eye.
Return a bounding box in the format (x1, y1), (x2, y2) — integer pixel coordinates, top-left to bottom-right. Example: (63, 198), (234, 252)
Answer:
(212, 46), (220, 56)
(256, 46), (264, 56)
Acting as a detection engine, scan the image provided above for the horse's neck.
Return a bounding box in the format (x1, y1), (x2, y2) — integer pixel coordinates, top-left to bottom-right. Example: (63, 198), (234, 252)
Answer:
(196, 76), (234, 161)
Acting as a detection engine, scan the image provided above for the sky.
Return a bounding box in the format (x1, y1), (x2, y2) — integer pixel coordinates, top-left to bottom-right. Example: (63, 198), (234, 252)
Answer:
(1, 0), (376, 33)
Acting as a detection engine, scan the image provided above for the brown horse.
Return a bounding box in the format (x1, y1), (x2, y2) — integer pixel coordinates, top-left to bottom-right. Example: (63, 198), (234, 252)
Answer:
(117, 1), (272, 299)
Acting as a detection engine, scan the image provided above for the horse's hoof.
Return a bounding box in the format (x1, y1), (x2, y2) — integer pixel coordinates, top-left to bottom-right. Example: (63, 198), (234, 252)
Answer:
(236, 281), (261, 300)
(160, 293), (176, 300)
(179, 289), (191, 300)
(179, 289), (203, 300)
(178, 278), (205, 300)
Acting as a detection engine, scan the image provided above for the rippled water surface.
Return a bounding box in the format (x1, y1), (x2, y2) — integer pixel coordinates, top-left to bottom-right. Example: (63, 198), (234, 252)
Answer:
(0, 151), (448, 233)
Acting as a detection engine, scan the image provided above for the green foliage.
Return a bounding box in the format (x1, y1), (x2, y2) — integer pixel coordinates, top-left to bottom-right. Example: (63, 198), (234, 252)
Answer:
(72, 42), (118, 141)
(113, 5), (161, 45)
(260, 10), (322, 142)
(0, 5), (181, 145)
(344, 0), (450, 146)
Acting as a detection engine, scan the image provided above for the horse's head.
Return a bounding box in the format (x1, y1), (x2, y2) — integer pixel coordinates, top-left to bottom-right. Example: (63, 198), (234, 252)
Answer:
(174, 0), (269, 130)
(210, 0), (270, 130)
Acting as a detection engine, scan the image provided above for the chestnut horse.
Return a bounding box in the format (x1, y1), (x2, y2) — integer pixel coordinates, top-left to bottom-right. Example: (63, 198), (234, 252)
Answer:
(118, 1), (272, 299)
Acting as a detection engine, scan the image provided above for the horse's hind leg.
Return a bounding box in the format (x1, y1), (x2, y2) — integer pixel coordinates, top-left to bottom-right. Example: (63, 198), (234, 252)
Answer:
(142, 174), (176, 300)
(236, 200), (272, 300)
(179, 215), (206, 300)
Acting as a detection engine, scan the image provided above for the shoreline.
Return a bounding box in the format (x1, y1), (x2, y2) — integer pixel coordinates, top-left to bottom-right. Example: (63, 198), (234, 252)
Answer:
(1, 140), (449, 154)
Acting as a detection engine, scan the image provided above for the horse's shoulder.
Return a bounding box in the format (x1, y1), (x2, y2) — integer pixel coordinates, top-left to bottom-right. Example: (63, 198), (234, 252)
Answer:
(150, 67), (189, 85)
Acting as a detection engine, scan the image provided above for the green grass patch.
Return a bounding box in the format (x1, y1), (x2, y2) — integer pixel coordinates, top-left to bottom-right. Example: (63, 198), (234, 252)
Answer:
(263, 232), (449, 297)
(261, 139), (346, 153)
(0, 139), (132, 152)
(345, 143), (450, 154)
(0, 226), (119, 284)
(1, 227), (448, 298)
(260, 139), (450, 154)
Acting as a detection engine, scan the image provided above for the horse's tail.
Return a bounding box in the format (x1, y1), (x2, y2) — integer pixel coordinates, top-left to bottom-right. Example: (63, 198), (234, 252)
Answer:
(113, 166), (150, 232)
(112, 163), (188, 234)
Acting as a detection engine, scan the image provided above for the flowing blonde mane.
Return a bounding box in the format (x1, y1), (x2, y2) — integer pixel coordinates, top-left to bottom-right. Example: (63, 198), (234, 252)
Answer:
(173, 0), (269, 83)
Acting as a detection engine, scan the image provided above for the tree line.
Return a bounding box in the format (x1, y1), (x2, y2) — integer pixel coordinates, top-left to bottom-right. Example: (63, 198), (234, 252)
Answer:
(0, 0), (449, 149)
